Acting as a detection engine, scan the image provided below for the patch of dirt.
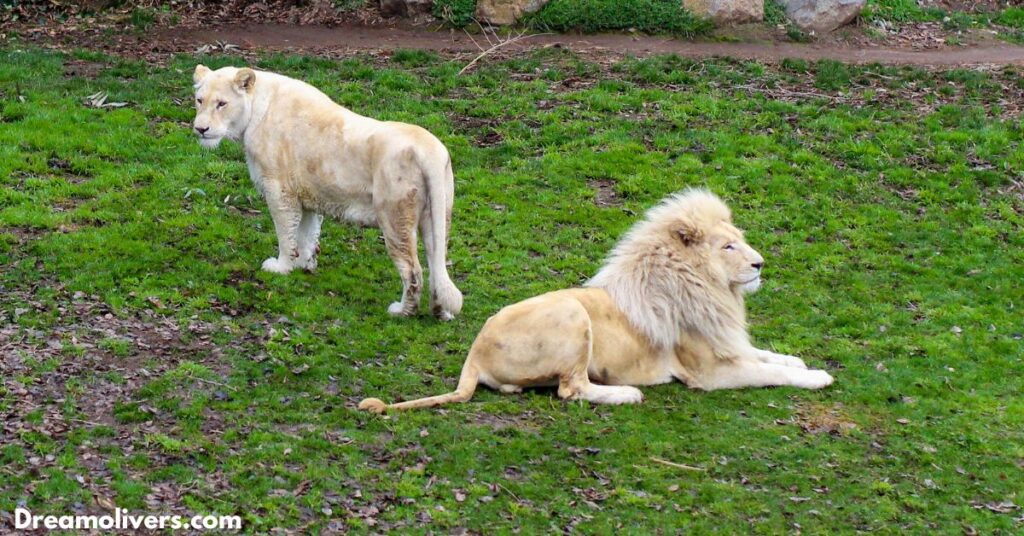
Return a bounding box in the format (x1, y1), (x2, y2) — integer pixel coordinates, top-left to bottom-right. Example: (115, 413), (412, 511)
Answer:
(0, 281), (252, 517)
(475, 128), (504, 147)
(793, 402), (858, 436)
(62, 59), (106, 79)
(724, 66), (1024, 120)
(3, 226), (48, 246)
(467, 409), (541, 432)
(448, 114), (507, 147)
(588, 179), (622, 208)
(150, 23), (1024, 66)
(7, 12), (1024, 67)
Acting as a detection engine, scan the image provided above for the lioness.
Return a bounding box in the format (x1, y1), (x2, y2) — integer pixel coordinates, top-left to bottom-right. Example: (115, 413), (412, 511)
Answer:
(192, 65), (462, 320)
(359, 189), (833, 412)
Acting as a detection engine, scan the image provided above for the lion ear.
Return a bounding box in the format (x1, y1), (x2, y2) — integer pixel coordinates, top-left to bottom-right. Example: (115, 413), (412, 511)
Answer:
(234, 68), (256, 93)
(193, 64), (211, 85)
(675, 224), (704, 246)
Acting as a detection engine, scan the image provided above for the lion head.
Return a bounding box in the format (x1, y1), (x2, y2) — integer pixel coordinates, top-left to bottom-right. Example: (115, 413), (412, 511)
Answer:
(191, 65), (256, 149)
(586, 189), (765, 353)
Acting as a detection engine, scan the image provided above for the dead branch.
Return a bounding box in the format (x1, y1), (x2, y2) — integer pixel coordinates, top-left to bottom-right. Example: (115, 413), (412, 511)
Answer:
(458, 30), (552, 76)
(650, 456), (704, 471)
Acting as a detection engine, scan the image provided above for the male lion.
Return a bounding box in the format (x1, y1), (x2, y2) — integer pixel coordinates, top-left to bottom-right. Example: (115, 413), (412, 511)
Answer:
(191, 65), (463, 320)
(359, 189), (833, 412)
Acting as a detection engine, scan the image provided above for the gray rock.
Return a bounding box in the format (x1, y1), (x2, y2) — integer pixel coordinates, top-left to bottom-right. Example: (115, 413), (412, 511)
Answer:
(683, 0), (764, 25)
(781, 0), (865, 33)
(476, 0), (551, 25)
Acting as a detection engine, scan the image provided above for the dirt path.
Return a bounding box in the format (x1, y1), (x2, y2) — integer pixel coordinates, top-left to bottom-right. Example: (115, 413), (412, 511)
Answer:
(163, 23), (1024, 66)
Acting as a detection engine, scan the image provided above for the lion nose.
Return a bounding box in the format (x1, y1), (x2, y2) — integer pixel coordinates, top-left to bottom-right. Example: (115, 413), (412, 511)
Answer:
(195, 126), (209, 135)
(752, 261), (764, 270)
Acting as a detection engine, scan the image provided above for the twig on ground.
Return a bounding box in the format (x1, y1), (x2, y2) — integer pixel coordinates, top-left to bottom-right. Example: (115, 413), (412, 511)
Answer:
(463, 28), (483, 53)
(68, 417), (105, 427)
(496, 483), (522, 503)
(735, 84), (840, 101)
(458, 30), (552, 76)
(650, 456), (704, 471)
(477, 20), (496, 47)
(192, 375), (237, 392)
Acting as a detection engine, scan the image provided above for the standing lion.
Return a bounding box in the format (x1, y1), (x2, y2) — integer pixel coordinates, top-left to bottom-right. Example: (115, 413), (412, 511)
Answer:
(191, 65), (462, 320)
(359, 189), (833, 412)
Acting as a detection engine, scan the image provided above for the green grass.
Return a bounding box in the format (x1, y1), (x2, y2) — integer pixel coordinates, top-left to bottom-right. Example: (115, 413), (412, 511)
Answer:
(2, 46), (1023, 533)
(863, 0), (947, 24)
(865, 0), (1024, 37)
(524, 0), (713, 37)
(763, 0), (787, 26)
(997, 7), (1024, 29)
(433, 0), (477, 27)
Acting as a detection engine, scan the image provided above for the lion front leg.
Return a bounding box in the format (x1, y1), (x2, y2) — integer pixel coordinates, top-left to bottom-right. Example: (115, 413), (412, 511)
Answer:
(753, 349), (807, 369)
(701, 357), (833, 391)
(261, 185), (303, 275)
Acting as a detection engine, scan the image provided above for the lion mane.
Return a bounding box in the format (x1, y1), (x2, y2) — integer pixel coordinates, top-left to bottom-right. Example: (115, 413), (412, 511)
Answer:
(586, 189), (751, 357)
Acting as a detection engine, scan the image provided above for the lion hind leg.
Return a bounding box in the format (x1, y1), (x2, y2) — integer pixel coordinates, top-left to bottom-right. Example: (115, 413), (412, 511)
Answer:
(573, 383), (644, 405)
(376, 190), (424, 317)
(419, 212), (461, 321)
(552, 309), (644, 406)
(294, 210), (323, 271)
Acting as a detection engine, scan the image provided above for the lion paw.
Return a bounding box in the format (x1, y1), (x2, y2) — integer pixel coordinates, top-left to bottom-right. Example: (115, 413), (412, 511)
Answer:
(261, 257), (293, 274)
(583, 385), (644, 405)
(800, 370), (834, 390)
(435, 309), (455, 322)
(295, 256), (318, 272)
(388, 302), (413, 317)
(609, 386), (644, 405)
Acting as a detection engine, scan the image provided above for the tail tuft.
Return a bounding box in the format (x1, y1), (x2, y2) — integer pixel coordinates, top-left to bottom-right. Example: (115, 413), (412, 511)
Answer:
(358, 398), (388, 414)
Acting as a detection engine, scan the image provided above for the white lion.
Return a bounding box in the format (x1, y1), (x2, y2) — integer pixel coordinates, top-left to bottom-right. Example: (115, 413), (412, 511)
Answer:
(191, 65), (462, 319)
(360, 189), (833, 412)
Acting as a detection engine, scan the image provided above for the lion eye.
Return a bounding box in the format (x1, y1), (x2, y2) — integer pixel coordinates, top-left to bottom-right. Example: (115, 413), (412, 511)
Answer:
(196, 98), (203, 106)
(723, 244), (736, 251)
(216, 101), (227, 109)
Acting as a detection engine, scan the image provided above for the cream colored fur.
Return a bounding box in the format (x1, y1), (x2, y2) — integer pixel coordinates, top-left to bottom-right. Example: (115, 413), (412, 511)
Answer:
(359, 189), (832, 413)
(192, 65), (462, 319)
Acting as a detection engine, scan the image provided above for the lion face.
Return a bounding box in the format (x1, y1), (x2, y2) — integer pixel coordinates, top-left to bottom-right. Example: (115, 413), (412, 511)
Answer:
(704, 222), (765, 294)
(191, 65), (255, 150)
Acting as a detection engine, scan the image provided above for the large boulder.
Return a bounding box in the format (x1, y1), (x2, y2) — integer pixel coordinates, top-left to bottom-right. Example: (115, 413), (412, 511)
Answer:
(682, 0), (763, 25)
(476, 0), (550, 25)
(379, 0), (433, 17)
(781, 0), (865, 33)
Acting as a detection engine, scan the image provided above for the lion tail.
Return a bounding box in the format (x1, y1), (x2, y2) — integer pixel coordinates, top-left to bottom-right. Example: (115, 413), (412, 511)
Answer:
(358, 360), (480, 413)
(421, 152), (463, 319)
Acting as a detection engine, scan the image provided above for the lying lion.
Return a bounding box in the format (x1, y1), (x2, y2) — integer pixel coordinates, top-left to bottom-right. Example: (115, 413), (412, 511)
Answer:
(191, 65), (462, 320)
(359, 189), (833, 412)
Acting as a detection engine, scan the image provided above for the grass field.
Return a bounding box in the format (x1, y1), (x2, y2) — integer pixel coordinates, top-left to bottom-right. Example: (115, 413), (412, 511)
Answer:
(1, 45), (1023, 533)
